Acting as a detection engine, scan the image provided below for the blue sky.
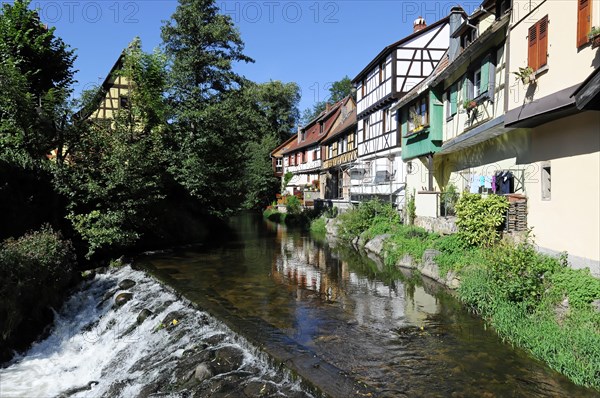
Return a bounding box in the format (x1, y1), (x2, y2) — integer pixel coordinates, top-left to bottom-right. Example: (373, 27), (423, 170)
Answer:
(28, 0), (480, 113)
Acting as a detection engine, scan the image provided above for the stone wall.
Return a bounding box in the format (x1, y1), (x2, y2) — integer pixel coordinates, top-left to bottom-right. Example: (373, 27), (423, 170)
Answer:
(414, 216), (458, 235)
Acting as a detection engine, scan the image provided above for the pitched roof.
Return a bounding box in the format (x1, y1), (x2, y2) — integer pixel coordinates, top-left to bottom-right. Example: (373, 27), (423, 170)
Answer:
(321, 101), (357, 144)
(270, 134), (298, 158)
(282, 100), (344, 155)
(352, 14), (453, 84)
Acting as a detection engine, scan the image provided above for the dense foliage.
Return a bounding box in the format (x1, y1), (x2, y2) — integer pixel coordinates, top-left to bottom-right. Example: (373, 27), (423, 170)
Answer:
(455, 193), (509, 246)
(337, 199), (399, 241)
(0, 226), (76, 360)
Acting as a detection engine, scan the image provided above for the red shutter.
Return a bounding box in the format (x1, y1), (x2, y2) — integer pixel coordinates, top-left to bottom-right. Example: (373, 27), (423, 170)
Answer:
(538, 16), (548, 68)
(577, 0), (591, 47)
(528, 23), (538, 70)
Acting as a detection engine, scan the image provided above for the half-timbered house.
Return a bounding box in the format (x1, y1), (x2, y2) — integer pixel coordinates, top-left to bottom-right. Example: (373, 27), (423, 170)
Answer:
(320, 96), (357, 203)
(351, 14), (453, 207)
(282, 101), (343, 201)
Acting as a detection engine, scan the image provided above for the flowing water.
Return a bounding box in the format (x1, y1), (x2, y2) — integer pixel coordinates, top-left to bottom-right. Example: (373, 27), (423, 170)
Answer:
(1, 212), (598, 397)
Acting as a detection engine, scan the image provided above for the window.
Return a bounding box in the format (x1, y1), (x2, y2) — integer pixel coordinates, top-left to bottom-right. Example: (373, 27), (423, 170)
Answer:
(474, 69), (482, 97)
(303, 150), (307, 163)
(362, 119), (369, 141)
(119, 95), (130, 109)
(382, 108), (389, 134)
(348, 132), (355, 150)
(328, 144), (333, 159)
(379, 62), (385, 83)
(495, 0), (512, 19)
(541, 163), (551, 200)
(528, 16), (548, 71)
(408, 97), (428, 132)
(300, 130), (306, 141)
(361, 79), (366, 97)
(446, 83), (458, 118)
(276, 158), (283, 172)
(290, 155), (294, 166)
(297, 153), (302, 164)
(319, 122), (324, 134)
(461, 28), (477, 50)
(577, 0), (592, 48)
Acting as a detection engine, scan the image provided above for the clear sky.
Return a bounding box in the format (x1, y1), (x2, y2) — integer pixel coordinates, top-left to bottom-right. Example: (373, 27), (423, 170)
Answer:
(28, 0), (480, 113)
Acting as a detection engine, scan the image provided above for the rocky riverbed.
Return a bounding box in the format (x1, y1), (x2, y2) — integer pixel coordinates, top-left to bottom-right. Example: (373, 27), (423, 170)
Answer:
(0, 266), (311, 398)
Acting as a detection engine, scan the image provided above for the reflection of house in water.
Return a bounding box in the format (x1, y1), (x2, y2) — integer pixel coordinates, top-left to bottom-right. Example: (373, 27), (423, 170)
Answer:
(271, 228), (440, 327)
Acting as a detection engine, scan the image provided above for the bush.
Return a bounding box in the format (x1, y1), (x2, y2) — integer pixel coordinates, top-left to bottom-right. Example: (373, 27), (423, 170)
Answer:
(487, 243), (560, 310)
(338, 199), (399, 241)
(455, 193), (509, 247)
(285, 195), (302, 215)
(0, 226), (76, 360)
(383, 225), (438, 267)
(310, 217), (327, 235)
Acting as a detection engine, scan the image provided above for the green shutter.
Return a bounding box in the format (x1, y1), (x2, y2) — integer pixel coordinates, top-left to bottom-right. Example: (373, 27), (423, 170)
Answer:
(450, 84), (457, 115)
(480, 55), (491, 94)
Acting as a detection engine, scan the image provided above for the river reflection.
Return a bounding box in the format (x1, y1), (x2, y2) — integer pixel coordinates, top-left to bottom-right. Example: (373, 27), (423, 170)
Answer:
(143, 214), (599, 397)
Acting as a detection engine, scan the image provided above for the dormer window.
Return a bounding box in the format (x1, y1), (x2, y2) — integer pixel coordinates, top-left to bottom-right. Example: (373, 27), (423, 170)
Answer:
(300, 130), (306, 141)
(461, 28), (477, 50)
(319, 122), (324, 134)
(495, 0), (512, 19)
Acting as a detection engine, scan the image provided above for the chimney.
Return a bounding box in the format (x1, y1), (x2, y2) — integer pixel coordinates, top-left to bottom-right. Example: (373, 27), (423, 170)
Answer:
(449, 7), (464, 62)
(297, 125), (302, 143)
(325, 102), (331, 112)
(413, 16), (427, 33)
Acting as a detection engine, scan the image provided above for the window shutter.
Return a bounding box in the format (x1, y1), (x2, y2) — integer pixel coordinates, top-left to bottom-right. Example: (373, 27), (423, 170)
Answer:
(538, 16), (548, 68)
(480, 55), (491, 93)
(528, 23), (538, 70)
(577, 0), (592, 48)
(488, 53), (496, 101)
(450, 84), (458, 115)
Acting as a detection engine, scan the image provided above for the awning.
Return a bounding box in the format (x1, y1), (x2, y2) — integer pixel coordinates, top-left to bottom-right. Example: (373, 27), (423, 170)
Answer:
(571, 67), (600, 111)
(437, 116), (511, 155)
(505, 84), (579, 128)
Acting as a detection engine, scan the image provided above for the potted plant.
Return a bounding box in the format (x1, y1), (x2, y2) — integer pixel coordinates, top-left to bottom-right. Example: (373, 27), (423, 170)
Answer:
(589, 26), (600, 48)
(409, 109), (424, 132)
(463, 99), (477, 112)
(512, 66), (535, 85)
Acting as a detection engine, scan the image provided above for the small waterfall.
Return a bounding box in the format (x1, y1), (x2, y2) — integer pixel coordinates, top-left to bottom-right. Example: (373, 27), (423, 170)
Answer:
(0, 266), (310, 398)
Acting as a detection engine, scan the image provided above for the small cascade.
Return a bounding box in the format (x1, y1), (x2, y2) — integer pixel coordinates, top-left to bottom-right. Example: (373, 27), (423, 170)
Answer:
(0, 266), (310, 398)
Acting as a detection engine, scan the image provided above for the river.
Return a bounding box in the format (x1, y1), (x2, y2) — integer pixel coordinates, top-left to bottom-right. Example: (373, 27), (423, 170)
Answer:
(1, 213), (598, 397)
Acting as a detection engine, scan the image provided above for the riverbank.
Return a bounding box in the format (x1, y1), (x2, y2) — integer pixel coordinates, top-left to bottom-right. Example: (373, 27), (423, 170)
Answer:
(314, 206), (600, 392)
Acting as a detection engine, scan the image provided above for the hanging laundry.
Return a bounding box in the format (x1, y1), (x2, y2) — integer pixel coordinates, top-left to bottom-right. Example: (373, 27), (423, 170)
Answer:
(484, 176), (492, 189)
(470, 174), (481, 193)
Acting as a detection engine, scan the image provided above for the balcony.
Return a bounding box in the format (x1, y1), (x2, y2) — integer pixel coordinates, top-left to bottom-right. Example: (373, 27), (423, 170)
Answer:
(322, 149), (358, 169)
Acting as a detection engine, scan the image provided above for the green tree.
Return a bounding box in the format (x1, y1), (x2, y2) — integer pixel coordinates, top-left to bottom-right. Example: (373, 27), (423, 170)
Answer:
(161, 0), (258, 217)
(55, 40), (169, 258)
(0, 0), (76, 161)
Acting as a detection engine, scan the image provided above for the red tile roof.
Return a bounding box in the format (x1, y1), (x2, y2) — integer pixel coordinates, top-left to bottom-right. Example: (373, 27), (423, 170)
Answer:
(282, 99), (344, 155)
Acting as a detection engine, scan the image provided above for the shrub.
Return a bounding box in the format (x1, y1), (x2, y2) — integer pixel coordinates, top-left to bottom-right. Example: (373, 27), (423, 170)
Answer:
(487, 243), (560, 310)
(285, 195), (302, 215)
(440, 183), (459, 216)
(406, 191), (416, 225)
(310, 217), (327, 235)
(383, 225), (438, 267)
(338, 199), (399, 241)
(455, 193), (509, 247)
(0, 226), (76, 358)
